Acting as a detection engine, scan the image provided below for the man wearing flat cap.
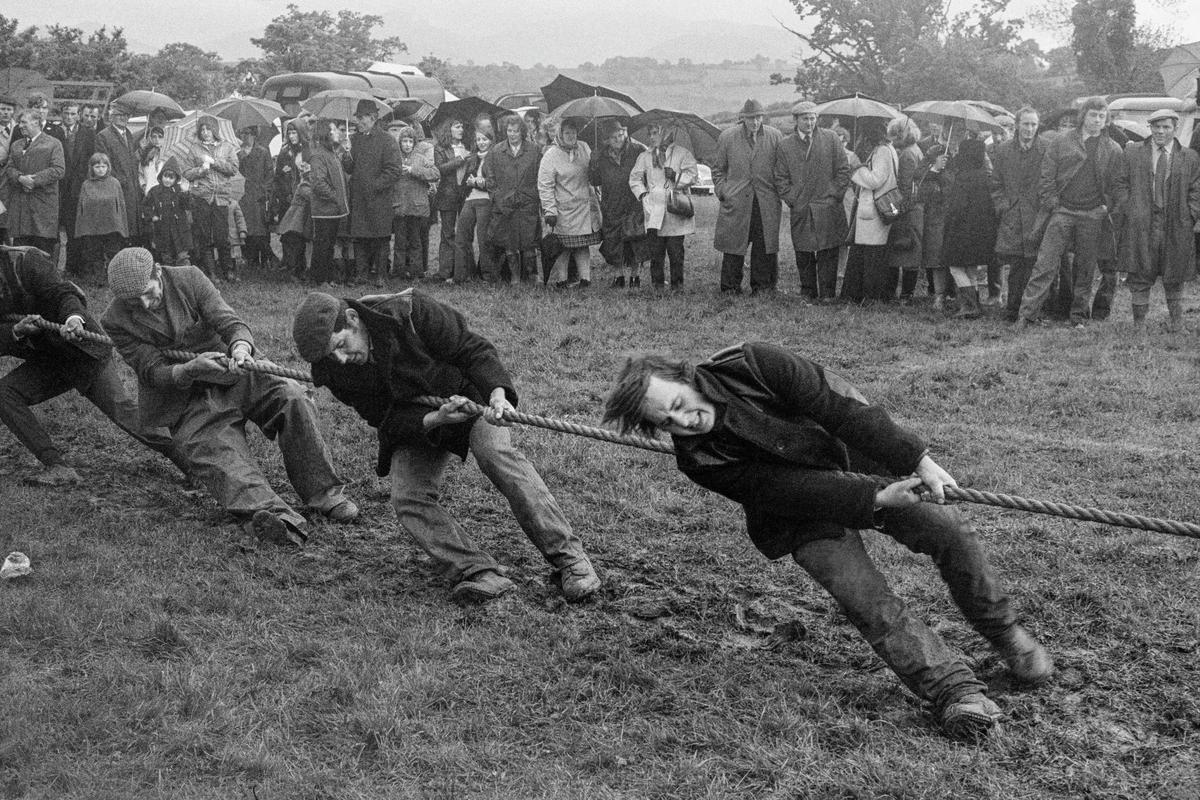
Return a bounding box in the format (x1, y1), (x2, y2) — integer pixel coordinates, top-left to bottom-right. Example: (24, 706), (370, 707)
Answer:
(345, 100), (404, 285)
(102, 247), (358, 544)
(291, 288), (601, 605)
(712, 99), (784, 294)
(773, 101), (851, 302)
(95, 103), (143, 244)
(1114, 108), (1200, 332)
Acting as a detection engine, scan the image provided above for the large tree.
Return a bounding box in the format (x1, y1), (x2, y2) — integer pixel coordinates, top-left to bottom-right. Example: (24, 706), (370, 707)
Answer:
(250, 4), (406, 74)
(1069, 0), (1171, 93)
(0, 16), (132, 84)
(122, 43), (233, 107)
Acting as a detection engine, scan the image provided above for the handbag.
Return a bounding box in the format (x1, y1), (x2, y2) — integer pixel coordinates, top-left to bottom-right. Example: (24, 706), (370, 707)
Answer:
(872, 148), (909, 224)
(667, 187), (694, 219)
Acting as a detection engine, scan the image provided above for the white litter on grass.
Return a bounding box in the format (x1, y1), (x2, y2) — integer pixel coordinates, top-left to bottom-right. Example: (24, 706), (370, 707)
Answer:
(1, 552), (31, 579)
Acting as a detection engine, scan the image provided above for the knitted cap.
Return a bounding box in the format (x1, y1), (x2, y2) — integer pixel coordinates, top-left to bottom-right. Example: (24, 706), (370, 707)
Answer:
(107, 247), (156, 299)
(292, 292), (343, 362)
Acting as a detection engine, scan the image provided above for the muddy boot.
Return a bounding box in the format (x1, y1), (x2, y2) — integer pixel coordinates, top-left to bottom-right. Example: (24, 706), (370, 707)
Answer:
(954, 286), (981, 319)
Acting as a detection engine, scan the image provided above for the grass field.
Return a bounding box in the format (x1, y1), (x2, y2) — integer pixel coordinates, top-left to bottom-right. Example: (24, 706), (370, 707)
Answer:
(2, 197), (1199, 799)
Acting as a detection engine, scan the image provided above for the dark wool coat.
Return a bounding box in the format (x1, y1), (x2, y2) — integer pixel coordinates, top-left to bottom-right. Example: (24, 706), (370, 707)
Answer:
(671, 342), (927, 560)
(102, 265), (254, 429)
(309, 290), (517, 476)
(433, 143), (467, 212)
(142, 182), (193, 256)
(3, 133), (65, 239)
(309, 148), (350, 220)
(990, 137), (1047, 258)
(942, 167), (998, 268)
(95, 125), (143, 238)
(347, 126), (403, 238)
(712, 123), (784, 255)
(482, 141), (542, 251)
(773, 127), (851, 253)
(886, 142), (925, 270)
(589, 138), (645, 236)
(1116, 139), (1200, 284)
(0, 247), (109, 363)
(55, 124), (97, 234)
(237, 144), (274, 237)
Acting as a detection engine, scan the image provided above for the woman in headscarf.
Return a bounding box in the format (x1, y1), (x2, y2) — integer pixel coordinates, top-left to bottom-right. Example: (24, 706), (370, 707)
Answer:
(537, 116), (601, 288)
(628, 121), (698, 289)
(181, 115), (241, 280)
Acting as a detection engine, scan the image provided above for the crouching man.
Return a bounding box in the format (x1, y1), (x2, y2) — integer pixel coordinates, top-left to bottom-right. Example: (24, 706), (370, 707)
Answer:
(291, 289), (600, 604)
(603, 341), (1052, 740)
(102, 247), (357, 543)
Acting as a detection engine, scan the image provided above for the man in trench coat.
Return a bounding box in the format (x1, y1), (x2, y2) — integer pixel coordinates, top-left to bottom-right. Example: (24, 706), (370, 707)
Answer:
(990, 107), (1047, 322)
(1115, 109), (1200, 331)
(345, 100), (403, 284)
(773, 101), (850, 301)
(95, 104), (143, 243)
(712, 99), (783, 294)
(3, 109), (65, 254)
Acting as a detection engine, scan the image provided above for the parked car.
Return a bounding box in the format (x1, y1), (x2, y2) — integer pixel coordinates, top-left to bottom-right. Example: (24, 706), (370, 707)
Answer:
(496, 92), (547, 113)
(691, 163), (714, 195)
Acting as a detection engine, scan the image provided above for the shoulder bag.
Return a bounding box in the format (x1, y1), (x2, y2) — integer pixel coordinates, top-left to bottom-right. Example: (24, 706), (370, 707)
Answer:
(873, 149), (909, 225)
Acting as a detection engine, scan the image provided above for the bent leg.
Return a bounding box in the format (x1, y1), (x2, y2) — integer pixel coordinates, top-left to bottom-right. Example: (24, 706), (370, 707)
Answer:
(793, 529), (986, 709)
(77, 355), (188, 473)
(0, 361), (75, 465)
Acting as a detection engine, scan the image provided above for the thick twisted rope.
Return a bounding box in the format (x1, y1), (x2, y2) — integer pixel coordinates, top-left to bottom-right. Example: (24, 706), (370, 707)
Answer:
(21, 317), (1200, 540)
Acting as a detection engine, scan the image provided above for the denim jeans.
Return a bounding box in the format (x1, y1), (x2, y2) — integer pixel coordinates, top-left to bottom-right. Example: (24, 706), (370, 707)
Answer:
(455, 199), (494, 282)
(170, 372), (347, 529)
(1018, 208), (1102, 324)
(389, 418), (587, 583)
(791, 503), (1016, 710)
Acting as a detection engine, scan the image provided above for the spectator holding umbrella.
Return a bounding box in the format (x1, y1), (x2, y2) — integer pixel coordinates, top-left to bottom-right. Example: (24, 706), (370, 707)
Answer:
(628, 121), (698, 290)
(842, 120), (896, 303)
(539, 117), (602, 288)
(590, 118), (648, 288)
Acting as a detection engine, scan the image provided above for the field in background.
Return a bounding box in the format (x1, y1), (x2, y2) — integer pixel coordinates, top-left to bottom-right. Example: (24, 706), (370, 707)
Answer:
(2, 198), (1199, 799)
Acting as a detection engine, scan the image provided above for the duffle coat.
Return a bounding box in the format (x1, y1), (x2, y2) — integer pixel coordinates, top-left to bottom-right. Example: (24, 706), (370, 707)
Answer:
(772, 127), (850, 253)
(712, 123), (783, 255)
(1116, 139), (1200, 284)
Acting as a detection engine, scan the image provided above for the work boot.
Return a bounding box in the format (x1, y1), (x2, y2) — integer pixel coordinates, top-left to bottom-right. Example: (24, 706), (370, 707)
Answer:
(26, 463), (82, 486)
(452, 569), (516, 604)
(558, 557), (601, 602)
(324, 499), (359, 524)
(995, 625), (1054, 686)
(940, 693), (1002, 742)
(247, 510), (307, 547)
(954, 286), (982, 319)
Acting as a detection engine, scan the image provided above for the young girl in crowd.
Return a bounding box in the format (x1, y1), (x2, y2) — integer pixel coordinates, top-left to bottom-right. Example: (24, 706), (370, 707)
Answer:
(142, 159), (192, 265)
(75, 153), (128, 282)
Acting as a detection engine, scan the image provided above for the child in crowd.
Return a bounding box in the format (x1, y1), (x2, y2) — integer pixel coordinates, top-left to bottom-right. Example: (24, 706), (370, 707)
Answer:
(391, 126), (439, 280)
(142, 159), (192, 265)
(277, 152), (314, 282)
(75, 153), (128, 282)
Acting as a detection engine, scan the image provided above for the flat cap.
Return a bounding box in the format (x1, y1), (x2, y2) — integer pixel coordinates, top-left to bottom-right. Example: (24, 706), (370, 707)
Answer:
(790, 101), (818, 115)
(1148, 108), (1180, 124)
(107, 247), (155, 299)
(292, 292), (343, 363)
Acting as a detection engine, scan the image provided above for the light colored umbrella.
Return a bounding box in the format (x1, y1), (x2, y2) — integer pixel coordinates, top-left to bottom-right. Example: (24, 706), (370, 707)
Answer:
(1160, 41), (1200, 100)
(546, 95), (640, 123)
(300, 89), (391, 121)
(160, 110), (238, 164)
(903, 99), (1005, 141)
(204, 96), (285, 132)
(112, 90), (185, 119)
(812, 93), (903, 121)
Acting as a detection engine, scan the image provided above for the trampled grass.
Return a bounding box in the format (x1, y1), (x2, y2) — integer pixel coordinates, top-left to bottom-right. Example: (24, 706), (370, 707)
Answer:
(2, 197), (1198, 798)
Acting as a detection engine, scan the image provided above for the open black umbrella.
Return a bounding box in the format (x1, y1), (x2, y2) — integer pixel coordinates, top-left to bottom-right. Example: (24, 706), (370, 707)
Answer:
(431, 96), (507, 130)
(540, 74), (643, 113)
(629, 109), (721, 165)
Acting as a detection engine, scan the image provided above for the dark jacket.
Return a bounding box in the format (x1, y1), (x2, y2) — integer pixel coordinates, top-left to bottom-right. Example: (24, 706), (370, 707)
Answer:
(1116, 139), (1200, 284)
(309, 147), (349, 219)
(482, 140), (542, 251)
(57, 123), (97, 234)
(671, 342), (926, 559)
(347, 125), (403, 237)
(142, 172), (193, 257)
(0, 246), (109, 363)
(942, 167), (998, 267)
(310, 290), (517, 476)
(74, 174), (128, 238)
(237, 143), (274, 236)
(432, 143), (467, 211)
(589, 138), (645, 221)
(990, 137), (1047, 258)
(1038, 130), (1123, 213)
(3, 132), (65, 239)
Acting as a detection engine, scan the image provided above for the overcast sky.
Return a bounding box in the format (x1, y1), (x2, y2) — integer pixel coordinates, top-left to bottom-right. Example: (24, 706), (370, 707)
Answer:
(14, 0), (1200, 66)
